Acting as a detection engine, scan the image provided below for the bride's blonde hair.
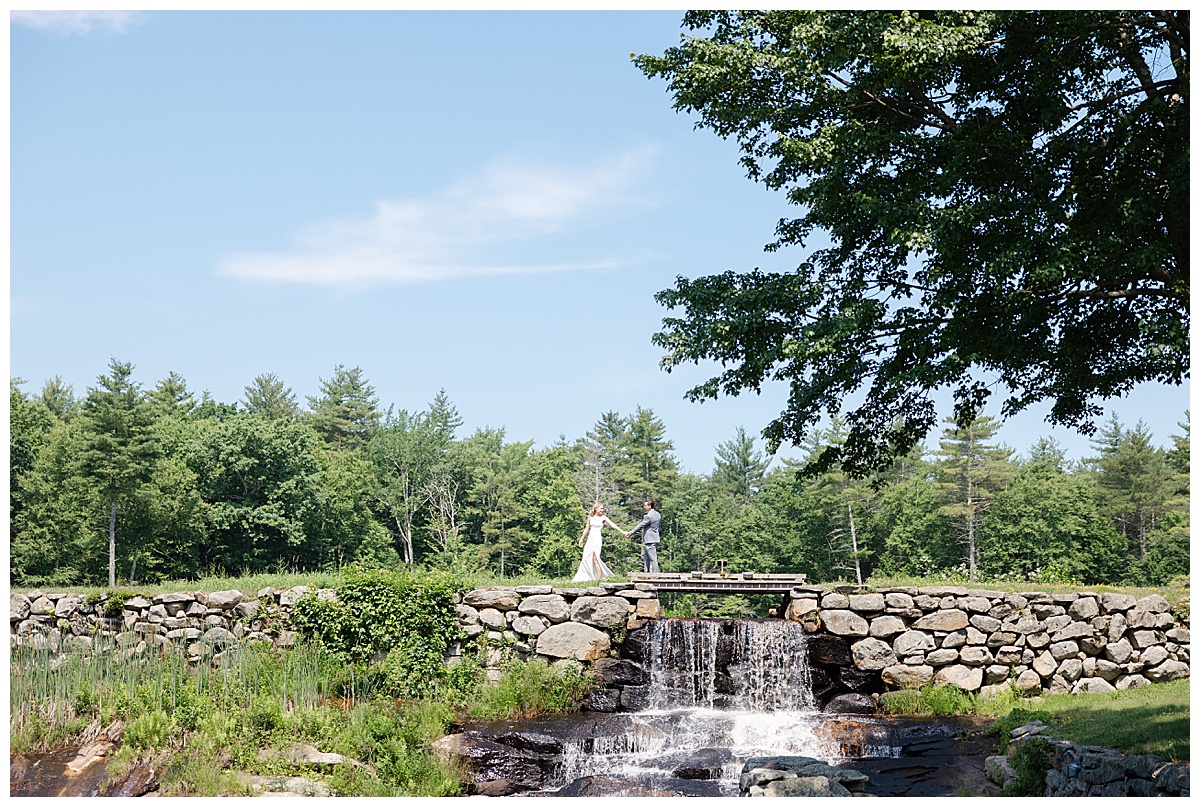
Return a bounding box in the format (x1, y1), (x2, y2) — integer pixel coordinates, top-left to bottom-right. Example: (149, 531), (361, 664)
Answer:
(589, 502), (604, 516)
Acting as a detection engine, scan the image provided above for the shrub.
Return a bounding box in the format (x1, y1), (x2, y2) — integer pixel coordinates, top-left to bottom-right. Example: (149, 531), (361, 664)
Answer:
(291, 567), (467, 699)
(1003, 737), (1052, 796)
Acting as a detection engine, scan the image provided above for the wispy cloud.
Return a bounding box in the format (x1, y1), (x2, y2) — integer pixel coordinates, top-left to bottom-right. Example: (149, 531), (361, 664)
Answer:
(219, 148), (657, 288)
(11, 10), (142, 36)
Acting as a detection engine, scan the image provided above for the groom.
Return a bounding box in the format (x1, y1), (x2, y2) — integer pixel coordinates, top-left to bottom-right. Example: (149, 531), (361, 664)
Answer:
(625, 499), (661, 573)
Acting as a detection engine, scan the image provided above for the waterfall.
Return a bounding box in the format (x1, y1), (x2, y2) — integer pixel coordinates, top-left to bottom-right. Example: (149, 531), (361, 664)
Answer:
(646, 619), (816, 712)
(554, 618), (838, 794)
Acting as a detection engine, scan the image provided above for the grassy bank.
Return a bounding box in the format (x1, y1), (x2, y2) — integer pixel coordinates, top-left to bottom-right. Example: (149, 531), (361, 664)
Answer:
(883, 679), (1190, 762)
(9, 640), (591, 796)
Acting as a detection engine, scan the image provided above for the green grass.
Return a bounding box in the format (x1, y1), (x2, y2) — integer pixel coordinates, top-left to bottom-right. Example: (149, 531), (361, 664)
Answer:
(860, 573), (1190, 606)
(882, 679), (1190, 762)
(468, 658), (593, 720)
(997, 679), (1190, 761)
(10, 637), (594, 796)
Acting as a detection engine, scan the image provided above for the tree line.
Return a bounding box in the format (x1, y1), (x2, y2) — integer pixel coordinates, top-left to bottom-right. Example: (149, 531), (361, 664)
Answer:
(9, 360), (1189, 592)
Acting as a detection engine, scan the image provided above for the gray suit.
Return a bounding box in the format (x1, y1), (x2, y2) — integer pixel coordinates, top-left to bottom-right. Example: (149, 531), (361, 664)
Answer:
(629, 508), (661, 573)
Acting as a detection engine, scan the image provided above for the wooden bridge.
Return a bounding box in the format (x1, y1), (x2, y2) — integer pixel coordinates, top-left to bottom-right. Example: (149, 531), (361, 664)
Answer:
(628, 571), (808, 595)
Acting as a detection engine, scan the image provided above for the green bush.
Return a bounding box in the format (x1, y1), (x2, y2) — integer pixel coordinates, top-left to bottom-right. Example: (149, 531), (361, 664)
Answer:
(290, 567), (467, 698)
(1003, 737), (1052, 796)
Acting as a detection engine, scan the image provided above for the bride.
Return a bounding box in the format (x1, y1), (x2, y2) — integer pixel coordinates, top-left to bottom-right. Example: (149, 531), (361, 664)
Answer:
(573, 502), (621, 582)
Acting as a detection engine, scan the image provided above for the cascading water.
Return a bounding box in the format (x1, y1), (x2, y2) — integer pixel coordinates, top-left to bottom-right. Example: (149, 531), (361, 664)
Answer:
(554, 618), (883, 795)
(645, 618), (816, 711)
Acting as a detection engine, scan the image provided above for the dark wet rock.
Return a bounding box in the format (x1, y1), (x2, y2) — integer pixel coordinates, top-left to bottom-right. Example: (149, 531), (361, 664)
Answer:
(589, 657), (645, 687)
(806, 634), (852, 666)
(430, 730), (557, 791)
(619, 684), (649, 711)
(835, 665), (881, 693)
(554, 775), (722, 797)
(581, 687), (619, 712)
(621, 625), (651, 662)
(495, 730), (564, 756)
(825, 693), (876, 714)
(109, 753), (168, 797)
(657, 746), (735, 781)
(471, 778), (528, 796)
(808, 665), (836, 696)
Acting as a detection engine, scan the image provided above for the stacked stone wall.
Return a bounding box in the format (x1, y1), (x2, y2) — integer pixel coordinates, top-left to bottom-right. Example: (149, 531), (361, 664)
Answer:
(11, 583), (1189, 704)
(784, 585), (1190, 699)
(987, 721), (1190, 796)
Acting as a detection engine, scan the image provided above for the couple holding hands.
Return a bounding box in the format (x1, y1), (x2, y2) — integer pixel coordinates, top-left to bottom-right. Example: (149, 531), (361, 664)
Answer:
(573, 499), (660, 582)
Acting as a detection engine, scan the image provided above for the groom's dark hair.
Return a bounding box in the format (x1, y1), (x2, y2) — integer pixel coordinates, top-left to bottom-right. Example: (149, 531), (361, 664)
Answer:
(645, 499), (656, 509)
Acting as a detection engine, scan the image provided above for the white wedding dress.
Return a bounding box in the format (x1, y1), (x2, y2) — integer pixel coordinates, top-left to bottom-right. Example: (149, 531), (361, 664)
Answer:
(573, 515), (615, 582)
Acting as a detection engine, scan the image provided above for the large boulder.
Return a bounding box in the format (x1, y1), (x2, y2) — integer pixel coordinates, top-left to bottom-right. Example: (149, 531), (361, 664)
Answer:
(1144, 660), (1190, 683)
(1067, 597), (1099, 621)
(931, 664), (983, 692)
(10, 594), (31, 622)
(913, 609), (969, 632)
(278, 586), (311, 607)
(518, 594), (570, 622)
(848, 593), (885, 613)
(589, 658), (646, 687)
(893, 630), (935, 656)
(850, 638), (897, 671)
(510, 616), (547, 637)
(740, 756), (868, 797)
(868, 615), (906, 638)
(570, 596), (630, 630)
(881, 664), (934, 689)
(821, 610), (869, 637)
(824, 694), (876, 714)
(207, 590), (244, 610)
(1135, 594), (1171, 613)
(463, 588), (521, 611)
(535, 622), (610, 661)
(806, 634), (852, 666)
(1099, 592), (1138, 613)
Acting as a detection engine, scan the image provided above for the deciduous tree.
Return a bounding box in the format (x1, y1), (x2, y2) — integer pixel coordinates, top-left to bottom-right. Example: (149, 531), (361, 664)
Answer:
(637, 11), (1189, 475)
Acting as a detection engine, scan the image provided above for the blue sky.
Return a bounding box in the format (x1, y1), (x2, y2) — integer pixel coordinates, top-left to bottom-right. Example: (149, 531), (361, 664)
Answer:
(9, 10), (1191, 474)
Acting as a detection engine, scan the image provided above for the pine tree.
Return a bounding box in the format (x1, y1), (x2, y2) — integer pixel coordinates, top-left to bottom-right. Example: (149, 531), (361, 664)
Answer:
(614, 406), (678, 518)
(242, 372), (300, 421)
(934, 415), (1013, 580)
(305, 364), (381, 451)
(427, 388), (464, 442)
(79, 359), (159, 587)
(148, 371), (197, 419)
(711, 426), (769, 504)
(1089, 415), (1174, 561)
(575, 411), (625, 509)
(38, 376), (79, 422)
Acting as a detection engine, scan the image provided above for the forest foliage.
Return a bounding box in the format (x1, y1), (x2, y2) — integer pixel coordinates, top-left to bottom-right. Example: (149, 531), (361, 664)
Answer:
(9, 361), (1190, 596)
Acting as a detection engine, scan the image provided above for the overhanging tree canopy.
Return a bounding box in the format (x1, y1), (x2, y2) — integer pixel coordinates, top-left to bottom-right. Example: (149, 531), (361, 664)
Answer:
(636, 10), (1188, 475)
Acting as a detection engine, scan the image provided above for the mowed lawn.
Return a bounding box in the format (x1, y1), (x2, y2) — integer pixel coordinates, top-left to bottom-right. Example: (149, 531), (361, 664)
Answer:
(1007, 678), (1190, 761)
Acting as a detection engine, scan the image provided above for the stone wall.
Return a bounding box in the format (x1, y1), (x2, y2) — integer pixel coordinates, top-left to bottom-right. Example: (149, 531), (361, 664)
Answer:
(11, 582), (1190, 705)
(451, 582), (663, 711)
(10, 586), (328, 663)
(987, 721), (1190, 796)
(784, 585), (1190, 700)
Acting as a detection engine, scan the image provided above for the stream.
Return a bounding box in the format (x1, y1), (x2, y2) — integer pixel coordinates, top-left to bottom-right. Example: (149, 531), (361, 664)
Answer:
(461, 618), (999, 796)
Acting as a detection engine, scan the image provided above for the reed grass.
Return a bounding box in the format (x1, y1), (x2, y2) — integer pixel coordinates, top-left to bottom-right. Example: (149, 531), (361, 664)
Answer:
(468, 658), (592, 720)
